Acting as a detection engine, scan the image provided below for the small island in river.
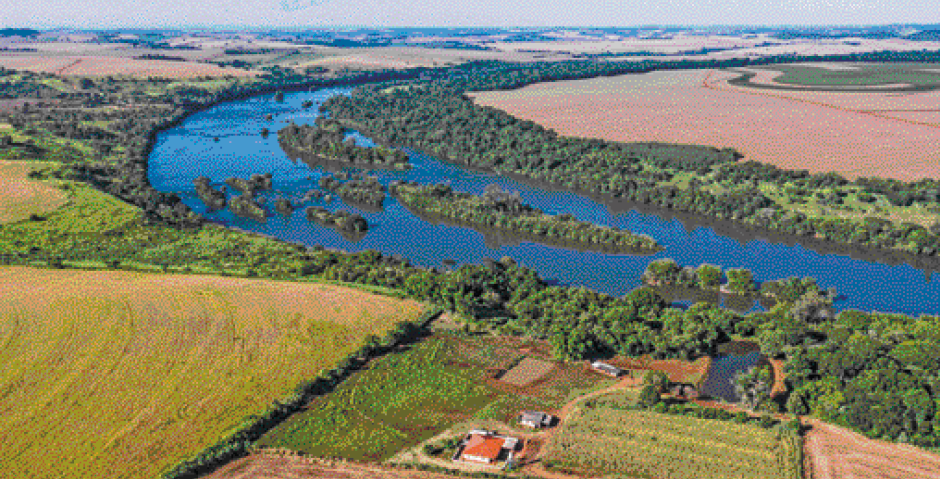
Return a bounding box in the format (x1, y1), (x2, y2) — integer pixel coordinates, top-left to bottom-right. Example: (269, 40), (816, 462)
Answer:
(278, 118), (410, 170)
(392, 182), (662, 254)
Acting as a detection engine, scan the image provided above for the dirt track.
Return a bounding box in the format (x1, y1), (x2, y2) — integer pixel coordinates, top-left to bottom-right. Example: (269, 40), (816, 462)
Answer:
(204, 454), (464, 479)
(804, 419), (940, 479)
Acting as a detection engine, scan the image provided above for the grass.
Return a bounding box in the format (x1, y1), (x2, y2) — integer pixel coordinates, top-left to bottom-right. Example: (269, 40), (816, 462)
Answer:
(256, 337), (501, 461)
(544, 396), (802, 479)
(0, 266), (425, 479)
(766, 63), (940, 88)
(0, 160), (68, 223)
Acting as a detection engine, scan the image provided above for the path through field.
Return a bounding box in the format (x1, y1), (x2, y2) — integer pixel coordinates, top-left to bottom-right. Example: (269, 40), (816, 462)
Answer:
(204, 452), (466, 479)
(804, 419), (940, 479)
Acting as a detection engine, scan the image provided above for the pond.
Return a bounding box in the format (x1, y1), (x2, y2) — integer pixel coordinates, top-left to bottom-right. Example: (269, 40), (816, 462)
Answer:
(148, 87), (940, 317)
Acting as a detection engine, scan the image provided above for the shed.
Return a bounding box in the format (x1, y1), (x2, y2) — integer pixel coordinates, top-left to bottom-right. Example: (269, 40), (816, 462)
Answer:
(518, 410), (553, 428)
(590, 361), (624, 378)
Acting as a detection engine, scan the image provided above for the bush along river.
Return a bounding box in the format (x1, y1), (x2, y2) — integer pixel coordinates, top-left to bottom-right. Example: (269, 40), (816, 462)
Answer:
(148, 88), (940, 316)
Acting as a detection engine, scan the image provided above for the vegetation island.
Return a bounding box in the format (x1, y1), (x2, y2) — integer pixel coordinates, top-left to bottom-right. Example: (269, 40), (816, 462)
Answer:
(278, 117), (411, 170)
(393, 182), (662, 253)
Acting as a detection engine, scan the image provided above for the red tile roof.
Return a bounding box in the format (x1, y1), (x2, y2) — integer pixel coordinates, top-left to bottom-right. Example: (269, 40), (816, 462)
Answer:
(462, 434), (504, 461)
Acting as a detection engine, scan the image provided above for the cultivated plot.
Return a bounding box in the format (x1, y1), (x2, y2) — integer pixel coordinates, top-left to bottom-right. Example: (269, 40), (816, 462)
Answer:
(544, 404), (802, 479)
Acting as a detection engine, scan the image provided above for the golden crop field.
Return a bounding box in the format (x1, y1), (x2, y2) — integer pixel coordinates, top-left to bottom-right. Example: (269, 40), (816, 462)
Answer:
(544, 403), (802, 479)
(0, 266), (425, 479)
(0, 161), (67, 223)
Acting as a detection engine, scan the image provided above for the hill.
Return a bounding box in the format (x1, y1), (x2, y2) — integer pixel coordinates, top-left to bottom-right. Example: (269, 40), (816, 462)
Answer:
(0, 266), (425, 479)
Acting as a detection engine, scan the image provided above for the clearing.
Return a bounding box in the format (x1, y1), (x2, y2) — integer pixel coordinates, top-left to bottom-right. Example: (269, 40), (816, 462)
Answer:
(0, 266), (424, 479)
(542, 394), (803, 479)
(471, 66), (940, 181)
(804, 419), (940, 479)
(0, 160), (67, 223)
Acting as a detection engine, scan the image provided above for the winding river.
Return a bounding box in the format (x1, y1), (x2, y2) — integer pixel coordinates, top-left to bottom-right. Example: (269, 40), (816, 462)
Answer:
(148, 87), (940, 317)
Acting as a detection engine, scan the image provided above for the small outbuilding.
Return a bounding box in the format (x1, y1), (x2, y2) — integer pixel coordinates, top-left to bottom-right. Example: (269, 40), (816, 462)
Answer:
(590, 361), (624, 378)
(518, 410), (553, 429)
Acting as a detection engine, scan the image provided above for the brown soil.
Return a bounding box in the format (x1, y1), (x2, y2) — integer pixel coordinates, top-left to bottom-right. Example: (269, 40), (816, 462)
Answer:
(0, 54), (256, 78)
(804, 419), (940, 479)
(471, 69), (940, 181)
(204, 453), (465, 479)
(604, 356), (711, 384)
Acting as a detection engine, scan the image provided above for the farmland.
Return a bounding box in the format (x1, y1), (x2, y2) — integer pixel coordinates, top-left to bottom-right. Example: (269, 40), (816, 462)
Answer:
(0, 160), (67, 223)
(543, 394), (802, 479)
(498, 357), (555, 386)
(804, 419), (940, 479)
(0, 266), (424, 479)
(257, 334), (611, 460)
(470, 65), (940, 181)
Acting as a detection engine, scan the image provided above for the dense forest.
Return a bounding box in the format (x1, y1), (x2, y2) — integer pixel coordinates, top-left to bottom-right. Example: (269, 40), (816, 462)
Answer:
(278, 118), (411, 170)
(393, 182), (661, 253)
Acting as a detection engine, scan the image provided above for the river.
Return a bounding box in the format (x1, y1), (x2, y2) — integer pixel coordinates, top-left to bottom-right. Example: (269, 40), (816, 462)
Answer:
(148, 87), (940, 317)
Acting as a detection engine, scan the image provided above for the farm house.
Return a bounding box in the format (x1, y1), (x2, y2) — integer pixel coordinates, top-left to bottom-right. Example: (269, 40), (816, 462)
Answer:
(458, 430), (519, 465)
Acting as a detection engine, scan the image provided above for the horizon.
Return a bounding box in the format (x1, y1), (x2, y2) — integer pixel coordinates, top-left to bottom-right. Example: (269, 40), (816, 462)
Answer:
(3, 0), (936, 30)
(7, 23), (940, 32)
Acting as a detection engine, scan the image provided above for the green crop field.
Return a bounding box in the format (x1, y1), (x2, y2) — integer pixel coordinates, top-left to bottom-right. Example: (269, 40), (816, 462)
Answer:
(544, 394), (802, 479)
(256, 337), (502, 461)
(0, 266), (425, 479)
(760, 63), (940, 89)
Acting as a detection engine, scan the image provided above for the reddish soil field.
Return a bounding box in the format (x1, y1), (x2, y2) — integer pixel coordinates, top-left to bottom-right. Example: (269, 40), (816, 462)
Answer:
(204, 453), (464, 479)
(804, 419), (940, 479)
(0, 55), (255, 78)
(604, 356), (711, 384)
(471, 69), (940, 181)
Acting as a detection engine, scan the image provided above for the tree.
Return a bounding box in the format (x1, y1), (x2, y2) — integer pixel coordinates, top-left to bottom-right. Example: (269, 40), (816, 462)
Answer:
(696, 264), (722, 290)
(643, 370), (670, 393)
(638, 384), (661, 408)
(725, 268), (755, 294)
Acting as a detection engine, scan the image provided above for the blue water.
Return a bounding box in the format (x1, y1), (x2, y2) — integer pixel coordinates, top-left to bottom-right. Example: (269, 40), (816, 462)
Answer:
(700, 352), (763, 402)
(148, 88), (940, 317)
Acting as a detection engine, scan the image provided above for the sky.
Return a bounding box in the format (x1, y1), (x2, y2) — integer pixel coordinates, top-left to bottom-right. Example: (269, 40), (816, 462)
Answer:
(1, 0), (935, 29)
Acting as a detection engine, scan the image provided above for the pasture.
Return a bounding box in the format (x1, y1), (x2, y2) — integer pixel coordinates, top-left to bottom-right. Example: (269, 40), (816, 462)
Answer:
(471, 67), (940, 181)
(745, 63), (940, 89)
(543, 398), (803, 479)
(0, 161), (67, 223)
(0, 266), (424, 479)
